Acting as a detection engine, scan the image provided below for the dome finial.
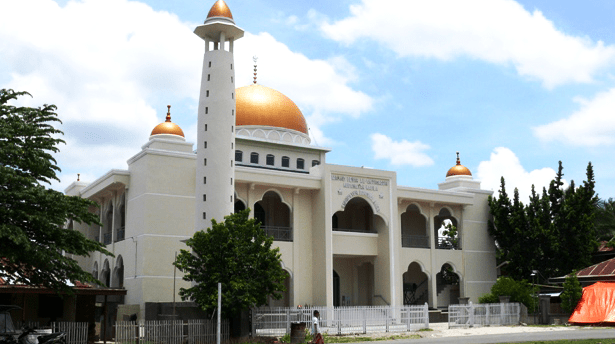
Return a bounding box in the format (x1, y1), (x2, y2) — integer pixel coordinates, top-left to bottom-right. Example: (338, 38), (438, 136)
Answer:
(207, 0), (233, 20)
(253, 56), (258, 84)
(151, 105), (185, 137)
(446, 151), (472, 177)
(77, 173), (80, 182)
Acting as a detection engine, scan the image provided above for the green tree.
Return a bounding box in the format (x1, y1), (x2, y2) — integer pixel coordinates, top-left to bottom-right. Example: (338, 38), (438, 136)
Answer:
(441, 222), (459, 249)
(595, 198), (615, 242)
(560, 272), (583, 313)
(478, 276), (538, 313)
(488, 161), (597, 282)
(174, 209), (287, 318)
(0, 89), (111, 293)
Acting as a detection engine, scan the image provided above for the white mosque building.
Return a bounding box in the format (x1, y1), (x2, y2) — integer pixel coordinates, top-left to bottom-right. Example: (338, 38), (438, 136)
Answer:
(65, 0), (497, 321)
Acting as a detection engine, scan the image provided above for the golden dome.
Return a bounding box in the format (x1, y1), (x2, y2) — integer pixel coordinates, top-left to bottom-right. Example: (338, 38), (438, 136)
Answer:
(151, 105), (185, 137)
(207, 0), (233, 19)
(446, 152), (472, 177)
(236, 84), (308, 135)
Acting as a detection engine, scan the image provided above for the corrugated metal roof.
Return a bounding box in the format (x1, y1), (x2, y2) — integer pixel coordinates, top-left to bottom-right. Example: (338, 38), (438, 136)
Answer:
(578, 257), (615, 277)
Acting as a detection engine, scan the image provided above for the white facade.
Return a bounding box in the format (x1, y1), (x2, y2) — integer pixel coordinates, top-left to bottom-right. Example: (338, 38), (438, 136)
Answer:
(194, 9), (243, 231)
(65, 0), (497, 321)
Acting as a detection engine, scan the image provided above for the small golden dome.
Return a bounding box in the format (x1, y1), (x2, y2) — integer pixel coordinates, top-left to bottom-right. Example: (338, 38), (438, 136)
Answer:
(236, 84), (308, 134)
(207, 0), (233, 19)
(151, 105), (185, 137)
(446, 152), (472, 177)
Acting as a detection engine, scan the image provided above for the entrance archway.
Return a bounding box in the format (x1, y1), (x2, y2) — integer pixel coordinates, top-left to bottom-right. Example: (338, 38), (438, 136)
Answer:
(402, 262), (429, 305)
(333, 198), (376, 233)
(436, 263), (460, 308)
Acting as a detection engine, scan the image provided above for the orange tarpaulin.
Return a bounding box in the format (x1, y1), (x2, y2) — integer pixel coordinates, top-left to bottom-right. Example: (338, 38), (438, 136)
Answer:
(569, 282), (615, 324)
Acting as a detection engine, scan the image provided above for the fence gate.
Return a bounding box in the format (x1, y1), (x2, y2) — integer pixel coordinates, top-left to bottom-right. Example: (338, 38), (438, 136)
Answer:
(448, 302), (520, 328)
(51, 322), (88, 344)
(115, 319), (229, 344)
(252, 304), (429, 336)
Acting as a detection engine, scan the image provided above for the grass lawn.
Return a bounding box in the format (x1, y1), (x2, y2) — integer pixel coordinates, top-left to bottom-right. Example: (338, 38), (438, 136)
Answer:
(499, 341), (615, 344)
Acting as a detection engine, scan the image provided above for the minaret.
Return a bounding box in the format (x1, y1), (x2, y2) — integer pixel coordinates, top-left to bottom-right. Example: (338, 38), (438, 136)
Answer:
(194, 0), (244, 231)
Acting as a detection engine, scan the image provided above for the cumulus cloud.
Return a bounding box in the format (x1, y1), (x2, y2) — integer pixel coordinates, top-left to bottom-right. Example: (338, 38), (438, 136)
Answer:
(321, 0), (615, 88)
(0, 0), (203, 188)
(533, 88), (615, 147)
(0, 0), (374, 188)
(370, 133), (434, 167)
(233, 32), (374, 145)
(476, 147), (560, 202)
(234, 32), (373, 117)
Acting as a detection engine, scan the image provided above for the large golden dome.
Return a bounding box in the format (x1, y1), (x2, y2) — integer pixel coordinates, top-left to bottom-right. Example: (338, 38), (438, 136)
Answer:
(207, 0), (233, 19)
(235, 84), (308, 135)
(446, 152), (472, 177)
(151, 105), (185, 137)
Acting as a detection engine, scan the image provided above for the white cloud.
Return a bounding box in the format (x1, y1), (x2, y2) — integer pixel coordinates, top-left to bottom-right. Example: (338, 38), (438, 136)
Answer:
(0, 0), (203, 189)
(533, 88), (615, 147)
(321, 0), (615, 88)
(477, 147), (560, 202)
(233, 32), (374, 144)
(0, 0), (375, 189)
(234, 32), (373, 116)
(370, 133), (434, 167)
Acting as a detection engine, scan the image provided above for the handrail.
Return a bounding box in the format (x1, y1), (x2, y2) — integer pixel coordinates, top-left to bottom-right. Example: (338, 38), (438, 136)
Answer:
(373, 294), (390, 305)
(333, 228), (377, 234)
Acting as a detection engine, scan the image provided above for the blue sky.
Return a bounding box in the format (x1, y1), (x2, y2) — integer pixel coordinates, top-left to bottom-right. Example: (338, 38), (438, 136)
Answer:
(1, 0), (614, 202)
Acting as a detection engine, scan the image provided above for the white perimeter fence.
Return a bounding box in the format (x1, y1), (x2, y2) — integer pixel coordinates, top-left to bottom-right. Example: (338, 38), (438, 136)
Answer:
(115, 319), (229, 344)
(252, 304), (429, 336)
(448, 302), (520, 328)
(14, 322), (88, 344)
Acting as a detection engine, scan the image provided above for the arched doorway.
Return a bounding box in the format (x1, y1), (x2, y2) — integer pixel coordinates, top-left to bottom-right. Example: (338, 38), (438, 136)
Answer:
(101, 259), (111, 287)
(255, 191), (292, 241)
(434, 208), (459, 249)
(112, 256), (124, 289)
(234, 199), (246, 213)
(92, 262), (99, 281)
(402, 262), (429, 305)
(333, 198), (375, 233)
(436, 263), (460, 308)
(400, 204), (429, 248)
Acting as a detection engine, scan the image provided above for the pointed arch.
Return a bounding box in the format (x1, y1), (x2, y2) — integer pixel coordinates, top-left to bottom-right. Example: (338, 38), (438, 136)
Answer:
(254, 190), (292, 241)
(401, 203), (429, 248)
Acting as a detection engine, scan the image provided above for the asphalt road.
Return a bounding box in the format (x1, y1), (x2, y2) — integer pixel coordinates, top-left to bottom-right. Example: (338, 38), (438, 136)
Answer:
(389, 328), (615, 344)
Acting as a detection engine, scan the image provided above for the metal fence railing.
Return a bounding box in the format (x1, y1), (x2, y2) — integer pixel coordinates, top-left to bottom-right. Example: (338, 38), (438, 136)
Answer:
(448, 302), (520, 328)
(262, 226), (293, 242)
(51, 322), (88, 344)
(401, 235), (430, 248)
(252, 304), (429, 336)
(115, 319), (229, 344)
(13, 322), (88, 344)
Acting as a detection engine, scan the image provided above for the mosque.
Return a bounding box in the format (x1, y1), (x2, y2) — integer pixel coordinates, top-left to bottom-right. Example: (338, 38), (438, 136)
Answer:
(66, 0), (497, 321)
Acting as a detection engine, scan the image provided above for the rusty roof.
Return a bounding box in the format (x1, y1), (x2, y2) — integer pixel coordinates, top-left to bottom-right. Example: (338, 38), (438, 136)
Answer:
(578, 257), (615, 278)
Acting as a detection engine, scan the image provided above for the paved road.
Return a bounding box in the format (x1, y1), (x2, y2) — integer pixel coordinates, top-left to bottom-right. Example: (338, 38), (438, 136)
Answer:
(384, 328), (615, 344)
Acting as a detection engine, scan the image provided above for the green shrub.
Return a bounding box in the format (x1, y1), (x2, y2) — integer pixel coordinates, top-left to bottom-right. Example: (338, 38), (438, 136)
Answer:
(478, 276), (538, 312)
(560, 272), (583, 313)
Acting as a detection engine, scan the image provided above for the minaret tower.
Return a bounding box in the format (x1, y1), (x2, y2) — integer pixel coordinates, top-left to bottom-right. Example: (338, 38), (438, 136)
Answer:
(194, 0), (244, 231)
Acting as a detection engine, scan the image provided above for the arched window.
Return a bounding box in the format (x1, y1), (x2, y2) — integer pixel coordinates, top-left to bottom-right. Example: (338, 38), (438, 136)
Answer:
(266, 154), (275, 166)
(250, 152), (259, 164)
(282, 156), (290, 168)
(297, 158), (305, 170)
(235, 150), (243, 162)
(312, 160), (320, 167)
